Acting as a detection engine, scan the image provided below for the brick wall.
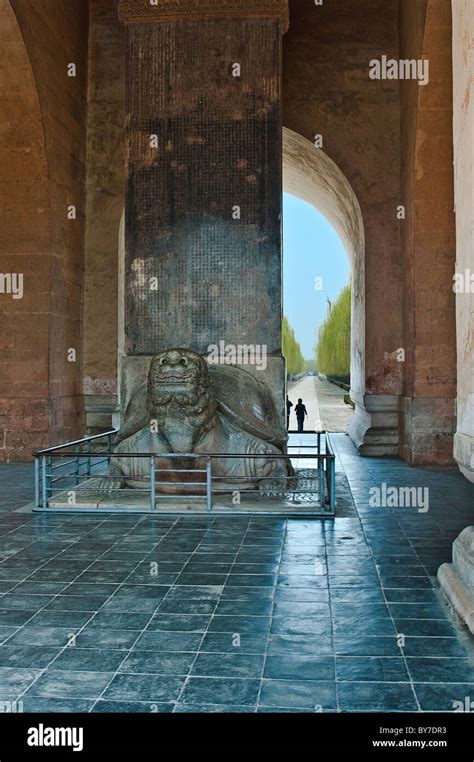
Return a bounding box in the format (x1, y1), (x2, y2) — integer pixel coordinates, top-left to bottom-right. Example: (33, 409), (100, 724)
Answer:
(0, 0), (89, 461)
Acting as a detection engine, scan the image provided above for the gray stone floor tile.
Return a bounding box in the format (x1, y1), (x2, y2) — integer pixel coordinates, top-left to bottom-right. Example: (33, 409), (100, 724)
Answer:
(0, 436), (473, 712)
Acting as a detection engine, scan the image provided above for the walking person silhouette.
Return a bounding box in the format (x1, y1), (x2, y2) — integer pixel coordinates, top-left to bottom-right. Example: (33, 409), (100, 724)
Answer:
(286, 396), (293, 429)
(295, 398), (308, 433)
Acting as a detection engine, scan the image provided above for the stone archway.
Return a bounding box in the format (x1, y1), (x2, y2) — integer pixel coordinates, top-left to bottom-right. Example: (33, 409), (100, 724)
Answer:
(282, 127), (365, 439)
(0, 0), (52, 459)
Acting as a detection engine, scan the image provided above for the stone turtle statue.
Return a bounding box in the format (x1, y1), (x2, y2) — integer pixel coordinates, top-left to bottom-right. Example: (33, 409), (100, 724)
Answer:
(98, 348), (292, 496)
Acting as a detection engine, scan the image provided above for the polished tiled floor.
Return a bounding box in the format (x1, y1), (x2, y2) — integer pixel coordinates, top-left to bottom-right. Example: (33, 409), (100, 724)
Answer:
(0, 434), (473, 712)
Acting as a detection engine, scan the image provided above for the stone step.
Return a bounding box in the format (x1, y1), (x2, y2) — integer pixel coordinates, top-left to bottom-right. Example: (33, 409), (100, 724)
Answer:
(362, 428), (400, 446)
(359, 442), (400, 457)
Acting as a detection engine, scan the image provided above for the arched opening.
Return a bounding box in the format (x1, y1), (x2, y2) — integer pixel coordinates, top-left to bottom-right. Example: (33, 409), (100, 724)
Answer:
(283, 192), (352, 432)
(282, 128), (366, 432)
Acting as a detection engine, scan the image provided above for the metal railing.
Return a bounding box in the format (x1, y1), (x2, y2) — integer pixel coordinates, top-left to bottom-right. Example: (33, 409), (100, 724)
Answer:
(34, 430), (336, 517)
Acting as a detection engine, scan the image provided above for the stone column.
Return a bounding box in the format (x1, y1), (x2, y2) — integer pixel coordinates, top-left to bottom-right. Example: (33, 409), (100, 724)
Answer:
(451, 0), (474, 484)
(118, 0), (289, 433)
(438, 0), (474, 632)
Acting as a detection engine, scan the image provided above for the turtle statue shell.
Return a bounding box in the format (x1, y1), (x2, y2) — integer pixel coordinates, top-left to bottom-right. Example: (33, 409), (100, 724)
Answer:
(209, 365), (286, 450)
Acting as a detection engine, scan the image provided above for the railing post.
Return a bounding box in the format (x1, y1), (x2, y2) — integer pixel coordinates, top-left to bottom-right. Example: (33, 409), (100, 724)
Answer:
(150, 456), (156, 512)
(41, 455), (48, 510)
(319, 453), (325, 510)
(329, 456), (336, 514)
(206, 457), (212, 512)
(34, 455), (40, 511)
(86, 439), (92, 477)
(75, 445), (81, 486)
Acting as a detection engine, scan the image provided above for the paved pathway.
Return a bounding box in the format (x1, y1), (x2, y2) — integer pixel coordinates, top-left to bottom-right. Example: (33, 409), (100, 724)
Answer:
(288, 376), (353, 433)
(288, 375), (321, 431)
(0, 437), (473, 712)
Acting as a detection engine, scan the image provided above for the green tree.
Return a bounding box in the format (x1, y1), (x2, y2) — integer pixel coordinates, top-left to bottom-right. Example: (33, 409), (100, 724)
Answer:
(315, 284), (351, 382)
(282, 316), (304, 375)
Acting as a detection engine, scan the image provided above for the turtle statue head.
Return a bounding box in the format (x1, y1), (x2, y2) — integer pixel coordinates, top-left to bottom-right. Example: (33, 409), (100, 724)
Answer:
(147, 349), (217, 435)
(117, 347), (288, 452)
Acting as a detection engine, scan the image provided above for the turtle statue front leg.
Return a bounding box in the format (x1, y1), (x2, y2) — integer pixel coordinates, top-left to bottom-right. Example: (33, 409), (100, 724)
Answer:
(255, 453), (291, 498)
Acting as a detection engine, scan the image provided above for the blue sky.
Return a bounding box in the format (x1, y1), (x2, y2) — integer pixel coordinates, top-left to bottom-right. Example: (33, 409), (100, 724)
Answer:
(283, 192), (350, 358)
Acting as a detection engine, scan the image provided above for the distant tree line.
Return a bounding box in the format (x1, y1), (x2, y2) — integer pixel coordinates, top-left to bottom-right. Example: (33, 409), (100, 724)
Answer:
(283, 315), (304, 375)
(315, 284), (351, 384)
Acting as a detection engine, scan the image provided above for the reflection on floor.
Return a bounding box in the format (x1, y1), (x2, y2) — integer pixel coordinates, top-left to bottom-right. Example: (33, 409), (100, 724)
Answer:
(0, 434), (473, 713)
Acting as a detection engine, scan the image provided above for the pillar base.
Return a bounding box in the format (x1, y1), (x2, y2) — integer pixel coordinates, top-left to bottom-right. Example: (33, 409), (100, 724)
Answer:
(85, 394), (118, 435)
(400, 396), (456, 467)
(438, 527), (474, 634)
(347, 393), (400, 457)
(454, 432), (474, 483)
